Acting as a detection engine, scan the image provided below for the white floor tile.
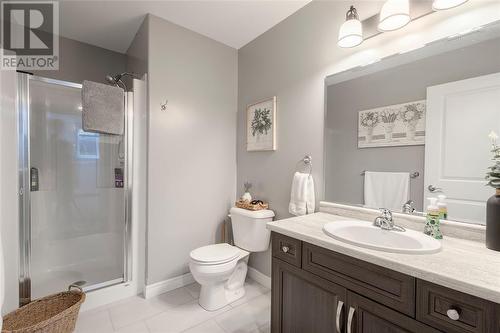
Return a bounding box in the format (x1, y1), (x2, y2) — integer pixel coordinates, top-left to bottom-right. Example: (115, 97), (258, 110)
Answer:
(77, 280), (271, 333)
(75, 308), (114, 333)
(184, 283), (201, 299)
(181, 319), (226, 333)
(145, 300), (230, 333)
(215, 293), (271, 333)
(148, 287), (195, 311)
(230, 278), (270, 307)
(108, 296), (163, 329)
(115, 321), (150, 333)
(259, 323), (271, 333)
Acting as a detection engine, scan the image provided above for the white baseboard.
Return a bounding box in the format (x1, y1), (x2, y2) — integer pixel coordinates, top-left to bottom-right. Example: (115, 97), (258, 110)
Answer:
(144, 272), (195, 299)
(247, 267), (271, 289)
(143, 268), (270, 300)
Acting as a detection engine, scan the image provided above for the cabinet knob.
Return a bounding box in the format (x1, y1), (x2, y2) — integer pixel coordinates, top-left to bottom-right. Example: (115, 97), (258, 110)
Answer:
(282, 246), (289, 253)
(446, 308), (460, 321)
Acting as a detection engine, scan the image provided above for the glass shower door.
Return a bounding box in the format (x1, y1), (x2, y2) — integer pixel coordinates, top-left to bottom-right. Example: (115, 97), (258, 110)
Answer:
(20, 75), (127, 302)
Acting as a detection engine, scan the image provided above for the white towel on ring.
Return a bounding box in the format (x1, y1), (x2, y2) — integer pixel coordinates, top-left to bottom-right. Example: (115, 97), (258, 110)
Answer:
(289, 172), (315, 216)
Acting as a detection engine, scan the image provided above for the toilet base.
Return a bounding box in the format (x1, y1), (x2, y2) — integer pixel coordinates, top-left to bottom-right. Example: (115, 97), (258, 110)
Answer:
(198, 259), (248, 311)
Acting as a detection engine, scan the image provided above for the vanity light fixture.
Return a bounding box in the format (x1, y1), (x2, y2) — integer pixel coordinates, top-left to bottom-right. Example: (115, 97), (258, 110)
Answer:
(337, 0), (468, 48)
(378, 0), (411, 32)
(338, 5), (363, 48)
(432, 0), (468, 10)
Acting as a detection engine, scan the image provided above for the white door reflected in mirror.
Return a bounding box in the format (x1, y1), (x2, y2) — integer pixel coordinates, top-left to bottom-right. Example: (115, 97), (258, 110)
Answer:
(424, 72), (500, 224)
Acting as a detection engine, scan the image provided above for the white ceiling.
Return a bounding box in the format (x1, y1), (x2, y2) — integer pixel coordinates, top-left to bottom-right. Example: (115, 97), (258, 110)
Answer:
(58, 0), (312, 53)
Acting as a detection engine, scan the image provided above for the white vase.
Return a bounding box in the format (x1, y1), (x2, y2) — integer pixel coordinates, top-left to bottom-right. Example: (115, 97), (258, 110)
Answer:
(406, 121), (417, 140)
(384, 123), (395, 141)
(365, 127), (374, 143)
(241, 192), (252, 202)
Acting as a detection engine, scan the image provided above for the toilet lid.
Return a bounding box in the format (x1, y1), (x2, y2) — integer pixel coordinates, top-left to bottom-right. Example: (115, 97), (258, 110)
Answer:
(190, 243), (240, 264)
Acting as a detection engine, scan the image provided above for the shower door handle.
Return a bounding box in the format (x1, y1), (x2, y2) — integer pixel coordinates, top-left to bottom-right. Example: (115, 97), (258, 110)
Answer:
(30, 167), (39, 191)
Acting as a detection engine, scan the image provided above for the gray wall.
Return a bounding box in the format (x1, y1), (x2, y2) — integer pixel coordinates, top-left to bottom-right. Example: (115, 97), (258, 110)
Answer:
(325, 37), (500, 212)
(237, 2), (335, 277)
(127, 16), (149, 77)
(147, 15), (238, 284)
(32, 36), (127, 84)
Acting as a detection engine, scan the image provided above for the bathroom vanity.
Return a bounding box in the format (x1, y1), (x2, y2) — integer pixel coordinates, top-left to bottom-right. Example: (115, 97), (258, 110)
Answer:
(298, 18), (500, 333)
(267, 204), (500, 333)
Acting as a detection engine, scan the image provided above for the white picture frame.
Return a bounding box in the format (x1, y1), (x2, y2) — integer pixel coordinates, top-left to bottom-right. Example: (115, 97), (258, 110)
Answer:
(247, 96), (277, 151)
(358, 100), (426, 148)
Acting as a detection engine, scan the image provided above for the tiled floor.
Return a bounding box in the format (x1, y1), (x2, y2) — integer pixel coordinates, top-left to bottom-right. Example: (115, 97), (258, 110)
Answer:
(75, 278), (271, 333)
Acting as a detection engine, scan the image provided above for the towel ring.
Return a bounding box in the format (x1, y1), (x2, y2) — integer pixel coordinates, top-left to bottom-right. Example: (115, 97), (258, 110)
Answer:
(296, 155), (312, 175)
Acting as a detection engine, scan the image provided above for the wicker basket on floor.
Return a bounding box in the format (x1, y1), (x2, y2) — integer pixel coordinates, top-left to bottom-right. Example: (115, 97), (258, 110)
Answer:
(2, 286), (85, 333)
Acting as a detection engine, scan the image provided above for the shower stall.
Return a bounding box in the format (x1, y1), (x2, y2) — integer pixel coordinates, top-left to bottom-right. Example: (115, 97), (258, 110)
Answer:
(17, 73), (137, 306)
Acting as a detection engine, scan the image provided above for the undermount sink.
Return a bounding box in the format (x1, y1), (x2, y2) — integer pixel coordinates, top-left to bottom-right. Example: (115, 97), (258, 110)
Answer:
(323, 220), (442, 254)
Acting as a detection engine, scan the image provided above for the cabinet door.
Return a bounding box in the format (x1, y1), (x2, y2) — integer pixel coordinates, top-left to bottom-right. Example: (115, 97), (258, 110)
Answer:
(346, 291), (441, 333)
(272, 258), (346, 333)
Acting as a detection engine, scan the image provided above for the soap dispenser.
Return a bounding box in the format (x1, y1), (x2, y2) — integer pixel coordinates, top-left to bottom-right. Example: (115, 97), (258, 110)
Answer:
(425, 198), (442, 239)
(437, 195), (448, 220)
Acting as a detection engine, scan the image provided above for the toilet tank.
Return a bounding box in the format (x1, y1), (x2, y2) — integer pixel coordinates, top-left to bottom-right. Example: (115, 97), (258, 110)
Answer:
(230, 207), (275, 252)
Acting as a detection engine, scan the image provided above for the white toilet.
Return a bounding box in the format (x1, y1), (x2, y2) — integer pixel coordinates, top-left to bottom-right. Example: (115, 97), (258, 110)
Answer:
(189, 207), (275, 311)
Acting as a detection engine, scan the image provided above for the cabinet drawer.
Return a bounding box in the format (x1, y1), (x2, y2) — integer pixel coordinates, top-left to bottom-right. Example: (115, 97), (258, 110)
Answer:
(272, 232), (302, 267)
(417, 280), (497, 333)
(302, 242), (415, 316)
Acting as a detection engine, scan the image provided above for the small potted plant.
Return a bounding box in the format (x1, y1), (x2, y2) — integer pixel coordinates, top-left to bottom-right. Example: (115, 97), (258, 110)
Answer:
(241, 181), (252, 202)
(380, 110), (398, 142)
(399, 103), (424, 140)
(360, 111), (379, 143)
(486, 130), (500, 251)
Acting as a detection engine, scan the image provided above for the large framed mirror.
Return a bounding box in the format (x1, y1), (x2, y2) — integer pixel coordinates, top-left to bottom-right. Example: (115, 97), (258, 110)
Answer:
(324, 20), (500, 225)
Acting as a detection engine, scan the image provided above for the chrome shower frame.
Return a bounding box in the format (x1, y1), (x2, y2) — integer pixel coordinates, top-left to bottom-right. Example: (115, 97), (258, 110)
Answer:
(17, 73), (134, 306)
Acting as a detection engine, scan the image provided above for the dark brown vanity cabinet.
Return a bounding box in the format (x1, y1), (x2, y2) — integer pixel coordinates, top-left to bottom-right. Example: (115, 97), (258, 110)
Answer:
(271, 232), (499, 333)
(272, 259), (346, 333)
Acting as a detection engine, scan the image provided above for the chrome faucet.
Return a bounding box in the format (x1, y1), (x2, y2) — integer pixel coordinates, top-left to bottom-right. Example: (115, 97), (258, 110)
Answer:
(373, 208), (406, 232)
(402, 200), (416, 214)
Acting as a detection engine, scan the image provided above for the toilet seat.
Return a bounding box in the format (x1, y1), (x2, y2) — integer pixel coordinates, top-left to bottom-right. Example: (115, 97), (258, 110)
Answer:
(190, 243), (240, 265)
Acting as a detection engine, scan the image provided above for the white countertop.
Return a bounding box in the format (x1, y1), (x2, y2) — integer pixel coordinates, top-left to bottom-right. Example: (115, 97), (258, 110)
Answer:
(267, 212), (500, 304)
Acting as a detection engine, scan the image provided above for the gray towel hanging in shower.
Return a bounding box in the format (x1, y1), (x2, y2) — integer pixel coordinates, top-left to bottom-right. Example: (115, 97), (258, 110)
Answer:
(82, 80), (124, 135)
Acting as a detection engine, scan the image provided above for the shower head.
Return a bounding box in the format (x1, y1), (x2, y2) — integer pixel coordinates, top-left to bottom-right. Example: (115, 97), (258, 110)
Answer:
(105, 72), (138, 90)
(105, 72), (137, 84)
(105, 74), (119, 85)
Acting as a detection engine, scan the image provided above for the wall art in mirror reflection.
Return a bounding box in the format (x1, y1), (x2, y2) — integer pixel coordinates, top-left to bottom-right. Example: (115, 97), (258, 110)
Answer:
(358, 100), (426, 148)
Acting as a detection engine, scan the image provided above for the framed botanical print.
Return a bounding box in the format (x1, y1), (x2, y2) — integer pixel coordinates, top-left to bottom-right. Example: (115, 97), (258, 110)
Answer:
(247, 96), (277, 151)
